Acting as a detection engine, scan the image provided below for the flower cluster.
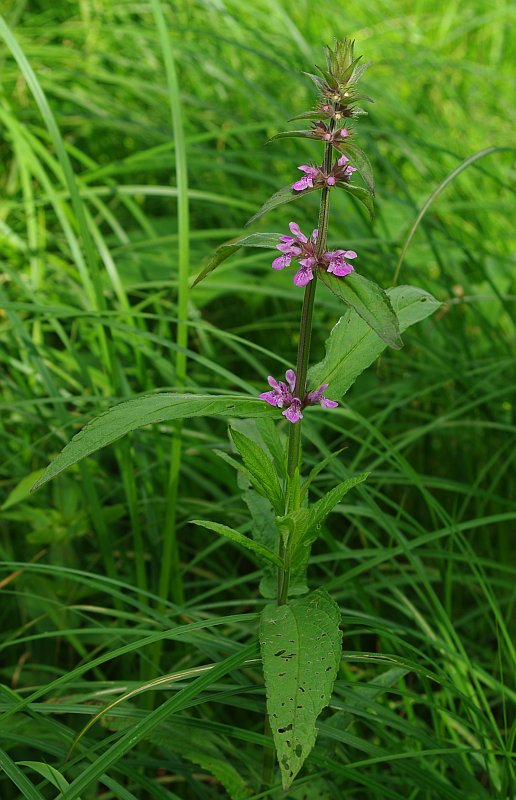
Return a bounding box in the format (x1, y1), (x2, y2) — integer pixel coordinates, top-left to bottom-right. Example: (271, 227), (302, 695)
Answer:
(259, 370), (338, 424)
(310, 122), (350, 142)
(272, 222), (357, 286)
(292, 155), (356, 192)
(315, 100), (366, 121)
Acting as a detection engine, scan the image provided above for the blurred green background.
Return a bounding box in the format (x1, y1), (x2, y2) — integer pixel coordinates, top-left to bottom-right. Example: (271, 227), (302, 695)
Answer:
(0, 1), (514, 798)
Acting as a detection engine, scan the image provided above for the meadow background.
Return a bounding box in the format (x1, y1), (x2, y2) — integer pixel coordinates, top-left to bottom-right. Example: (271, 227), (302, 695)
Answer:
(0, 0), (514, 798)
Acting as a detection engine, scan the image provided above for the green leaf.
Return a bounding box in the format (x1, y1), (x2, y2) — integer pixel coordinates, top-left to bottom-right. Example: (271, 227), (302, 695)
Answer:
(318, 271), (402, 349)
(191, 232), (284, 287)
(260, 588), (342, 789)
(0, 749), (46, 800)
(275, 507), (311, 550)
(230, 427), (283, 514)
(245, 184), (319, 226)
(242, 489), (279, 598)
(32, 395), (276, 491)
(1, 469), (45, 510)
(267, 129), (314, 143)
(17, 763), (73, 798)
(335, 181), (375, 220)
(275, 507), (312, 594)
(289, 110), (332, 122)
(103, 716), (251, 800)
(314, 63), (338, 89)
(350, 59), (371, 85)
(255, 417), (286, 480)
(300, 448), (346, 500)
(190, 519), (283, 568)
(308, 286), (440, 398)
(333, 140), (375, 194)
(302, 71), (326, 92)
(309, 473), (369, 531)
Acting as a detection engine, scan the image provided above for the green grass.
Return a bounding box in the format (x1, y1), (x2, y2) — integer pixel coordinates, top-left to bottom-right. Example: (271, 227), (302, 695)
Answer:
(0, 0), (515, 797)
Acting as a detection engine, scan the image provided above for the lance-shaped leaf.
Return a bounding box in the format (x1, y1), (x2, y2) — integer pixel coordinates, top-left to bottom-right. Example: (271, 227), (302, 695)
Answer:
(308, 286), (440, 399)
(267, 129), (314, 144)
(318, 271), (402, 349)
(289, 109), (332, 122)
(335, 181), (374, 220)
(302, 71), (326, 92)
(230, 427), (284, 515)
(242, 489), (278, 599)
(190, 520), (283, 569)
(308, 473), (368, 531)
(260, 588), (342, 789)
(32, 395), (277, 490)
(245, 185), (319, 227)
(333, 140), (375, 195)
(275, 508), (312, 589)
(191, 232), (284, 287)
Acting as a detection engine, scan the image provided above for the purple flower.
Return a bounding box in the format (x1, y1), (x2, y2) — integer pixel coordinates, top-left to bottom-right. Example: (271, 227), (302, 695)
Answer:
(271, 253), (293, 270)
(271, 222), (357, 286)
(283, 398), (303, 423)
(324, 249), (357, 277)
(288, 221), (308, 243)
(307, 383), (339, 409)
(259, 370), (301, 423)
(292, 165), (319, 192)
(272, 223), (318, 285)
(260, 370), (338, 423)
(259, 374), (292, 408)
(294, 257), (315, 287)
(336, 154), (357, 179)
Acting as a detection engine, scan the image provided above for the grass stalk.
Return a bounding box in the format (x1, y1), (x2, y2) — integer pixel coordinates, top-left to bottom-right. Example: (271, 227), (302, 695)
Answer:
(150, 0), (189, 613)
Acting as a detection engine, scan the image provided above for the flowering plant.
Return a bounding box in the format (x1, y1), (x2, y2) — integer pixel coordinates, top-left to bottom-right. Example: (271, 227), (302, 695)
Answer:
(33, 38), (439, 792)
(186, 38), (440, 788)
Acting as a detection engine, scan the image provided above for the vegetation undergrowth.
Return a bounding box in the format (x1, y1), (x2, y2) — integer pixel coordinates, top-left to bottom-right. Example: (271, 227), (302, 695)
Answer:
(0, 1), (514, 798)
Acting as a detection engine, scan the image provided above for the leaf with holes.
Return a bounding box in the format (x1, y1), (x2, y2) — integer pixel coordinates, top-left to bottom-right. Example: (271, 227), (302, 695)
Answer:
(191, 232), (284, 287)
(260, 588), (342, 789)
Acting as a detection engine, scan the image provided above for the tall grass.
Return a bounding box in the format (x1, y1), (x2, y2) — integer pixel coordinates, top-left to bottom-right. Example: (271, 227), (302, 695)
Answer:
(0, 0), (514, 797)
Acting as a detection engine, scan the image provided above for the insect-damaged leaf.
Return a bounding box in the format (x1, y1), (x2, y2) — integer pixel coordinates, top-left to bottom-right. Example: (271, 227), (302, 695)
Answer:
(191, 232), (284, 287)
(260, 588), (342, 789)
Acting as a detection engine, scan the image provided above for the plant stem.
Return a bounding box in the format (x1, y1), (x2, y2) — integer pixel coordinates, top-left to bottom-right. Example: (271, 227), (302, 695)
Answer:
(279, 134), (335, 605)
